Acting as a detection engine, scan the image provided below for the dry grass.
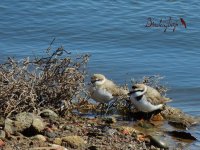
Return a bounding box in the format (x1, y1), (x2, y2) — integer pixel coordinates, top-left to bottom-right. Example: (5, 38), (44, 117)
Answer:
(0, 44), (90, 117)
(132, 75), (168, 96)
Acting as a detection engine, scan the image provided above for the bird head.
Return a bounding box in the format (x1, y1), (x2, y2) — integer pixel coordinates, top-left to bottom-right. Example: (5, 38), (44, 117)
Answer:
(128, 84), (147, 97)
(132, 84), (146, 91)
(91, 74), (106, 86)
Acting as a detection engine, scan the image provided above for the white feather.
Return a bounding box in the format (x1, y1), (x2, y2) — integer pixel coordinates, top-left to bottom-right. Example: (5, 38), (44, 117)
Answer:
(89, 86), (113, 103)
(130, 93), (163, 112)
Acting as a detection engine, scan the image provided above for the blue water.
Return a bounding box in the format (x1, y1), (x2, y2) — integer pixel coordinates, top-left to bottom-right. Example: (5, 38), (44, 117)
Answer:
(0, 0), (200, 149)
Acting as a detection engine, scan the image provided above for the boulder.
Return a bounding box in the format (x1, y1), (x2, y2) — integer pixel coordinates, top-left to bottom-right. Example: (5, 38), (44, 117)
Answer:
(32, 134), (47, 142)
(32, 117), (45, 132)
(40, 109), (59, 118)
(4, 112), (45, 136)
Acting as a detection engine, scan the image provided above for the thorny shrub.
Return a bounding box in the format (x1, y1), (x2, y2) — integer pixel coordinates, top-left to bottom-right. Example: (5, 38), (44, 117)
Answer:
(0, 45), (90, 117)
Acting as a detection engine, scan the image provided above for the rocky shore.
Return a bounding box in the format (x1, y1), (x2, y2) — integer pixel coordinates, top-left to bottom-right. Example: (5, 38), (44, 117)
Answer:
(0, 106), (199, 150)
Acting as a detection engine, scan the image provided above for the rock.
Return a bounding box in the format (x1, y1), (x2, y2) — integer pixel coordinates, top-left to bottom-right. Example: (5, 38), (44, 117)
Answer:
(53, 138), (62, 145)
(88, 145), (98, 150)
(0, 139), (5, 147)
(167, 131), (197, 141)
(32, 134), (46, 142)
(168, 121), (188, 130)
(0, 130), (6, 140)
(44, 130), (57, 138)
(0, 117), (5, 128)
(4, 118), (15, 134)
(63, 125), (74, 132)
(5, 112), (45, 136)
(102, 116), (116, 124)
(15, 112), (33, 131)
(150, 113), (164, 121)
(32, 117), (45, 132)
(105, 129), (117, 136)
(128, 144), (135, 149)
(117, 126), (137, 135)
(161, 106), (199, 128)
(137, 120), (155, 129)
(40, 109), (59, 118)
(62, 136), (86, 149)
(149, 135), (168, 149)
(49, 144), (68, 150)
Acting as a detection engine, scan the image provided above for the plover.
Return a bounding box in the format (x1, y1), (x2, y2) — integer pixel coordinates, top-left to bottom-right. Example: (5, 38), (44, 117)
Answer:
(129, 84), (171, 113)
(89, 74), (128, 113)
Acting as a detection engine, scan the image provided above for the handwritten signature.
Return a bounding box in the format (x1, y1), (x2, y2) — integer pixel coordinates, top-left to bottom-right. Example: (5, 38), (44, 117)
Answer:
(145, 17), (187, 32)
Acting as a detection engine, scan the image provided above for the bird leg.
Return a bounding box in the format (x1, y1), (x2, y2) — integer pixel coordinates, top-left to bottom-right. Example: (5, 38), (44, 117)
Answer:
(105, 99), (117, 115)
(95, 103), (105, 116)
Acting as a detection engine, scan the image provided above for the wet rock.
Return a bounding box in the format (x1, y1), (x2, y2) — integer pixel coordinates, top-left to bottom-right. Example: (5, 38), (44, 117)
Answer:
(137, 120), (155, 129)
(40, 109), (59, 119)
(32, 134), (46, 142)
(167, 131), (197, 141)
(0, 130), (6, 140)
(168, 121), (188, 130)
(149, 135), (168, 149)
(62, 135), (86, 149)
(161, 106), (199, 128)
(53, 138), (62, 145)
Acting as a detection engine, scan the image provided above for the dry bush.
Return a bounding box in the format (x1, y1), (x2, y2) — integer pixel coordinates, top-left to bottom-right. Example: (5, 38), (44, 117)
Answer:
(0, 45), (89, 117)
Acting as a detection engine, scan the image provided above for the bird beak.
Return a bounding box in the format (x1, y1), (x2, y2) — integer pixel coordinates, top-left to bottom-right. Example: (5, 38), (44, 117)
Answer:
(91, 80), (96, 84)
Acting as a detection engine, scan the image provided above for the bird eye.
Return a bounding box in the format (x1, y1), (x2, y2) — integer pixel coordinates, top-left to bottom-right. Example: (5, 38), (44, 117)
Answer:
(132, 85), (137, 89)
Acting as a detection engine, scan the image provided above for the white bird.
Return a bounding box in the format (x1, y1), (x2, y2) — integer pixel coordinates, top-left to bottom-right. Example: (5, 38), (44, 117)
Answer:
(88, 74), (128, 109)
(129, 84), (171, 113)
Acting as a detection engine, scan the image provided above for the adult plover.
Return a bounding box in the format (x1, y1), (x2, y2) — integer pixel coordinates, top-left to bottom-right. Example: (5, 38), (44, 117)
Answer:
(89, 74), (128, 113)
(129, 84), (171, 113)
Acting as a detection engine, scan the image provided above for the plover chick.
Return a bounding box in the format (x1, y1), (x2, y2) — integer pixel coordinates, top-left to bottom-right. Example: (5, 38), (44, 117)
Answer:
(129, 84), (171, 113)
(89, 74), (128, 114)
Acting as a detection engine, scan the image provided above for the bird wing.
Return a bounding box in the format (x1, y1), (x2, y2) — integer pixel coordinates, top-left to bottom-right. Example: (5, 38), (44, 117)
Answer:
(145, 86), (172, 105)
(89, 85), (113, 103)
(102, 79), (128, 97)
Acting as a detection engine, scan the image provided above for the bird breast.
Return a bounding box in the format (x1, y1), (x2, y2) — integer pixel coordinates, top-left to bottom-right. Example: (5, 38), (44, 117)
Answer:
(130, 95), (163, 112)
(89, 86), (113, 103)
